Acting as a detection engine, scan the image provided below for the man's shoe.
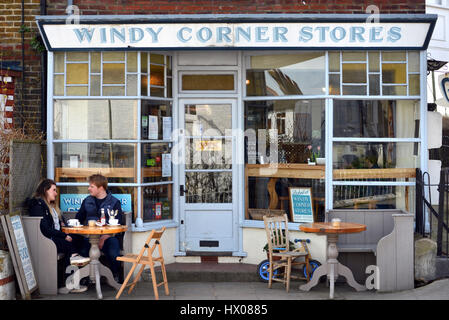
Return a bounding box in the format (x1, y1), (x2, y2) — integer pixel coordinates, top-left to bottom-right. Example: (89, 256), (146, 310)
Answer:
(71, 285), (88, 293)
(58, 287), (71, 294)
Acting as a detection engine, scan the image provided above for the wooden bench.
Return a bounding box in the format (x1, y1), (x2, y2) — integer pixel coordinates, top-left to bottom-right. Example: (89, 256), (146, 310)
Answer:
(23, 212), (132, 295)
(327, 209), (414, 292)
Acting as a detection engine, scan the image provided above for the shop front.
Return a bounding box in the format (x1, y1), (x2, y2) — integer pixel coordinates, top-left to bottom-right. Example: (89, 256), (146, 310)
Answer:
(36, 14), (436, 265)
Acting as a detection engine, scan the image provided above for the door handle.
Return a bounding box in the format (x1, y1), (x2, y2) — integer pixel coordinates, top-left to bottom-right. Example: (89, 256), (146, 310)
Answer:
(180, 185), (186, 196)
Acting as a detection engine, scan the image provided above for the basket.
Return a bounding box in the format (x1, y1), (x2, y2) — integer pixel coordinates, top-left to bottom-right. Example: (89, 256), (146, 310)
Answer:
(248, 208), (286, 220)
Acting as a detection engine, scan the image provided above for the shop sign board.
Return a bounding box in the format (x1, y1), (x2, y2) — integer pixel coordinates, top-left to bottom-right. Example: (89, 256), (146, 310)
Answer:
(289, 187), (314, 223)
(60, 194), (132, 212)
(38, 21), (434, 50)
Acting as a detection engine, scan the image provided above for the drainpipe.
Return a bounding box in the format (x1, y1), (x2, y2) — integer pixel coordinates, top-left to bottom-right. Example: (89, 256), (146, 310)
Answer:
(40, 0), (47, 135)
(20, 0), (24, 130)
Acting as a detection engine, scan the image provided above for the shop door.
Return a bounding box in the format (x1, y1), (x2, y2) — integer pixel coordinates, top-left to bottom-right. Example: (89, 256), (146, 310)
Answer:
(178, 99), (237, 253)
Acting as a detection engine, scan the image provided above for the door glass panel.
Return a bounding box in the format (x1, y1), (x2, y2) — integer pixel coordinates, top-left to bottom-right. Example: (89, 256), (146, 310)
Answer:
(185, 137), (232, 170)
(185, 171), (232, 203)
(185, 104), (232, 136)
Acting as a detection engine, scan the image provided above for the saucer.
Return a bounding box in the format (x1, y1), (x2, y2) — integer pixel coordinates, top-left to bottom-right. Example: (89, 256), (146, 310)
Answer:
(107, 223), (120, 226)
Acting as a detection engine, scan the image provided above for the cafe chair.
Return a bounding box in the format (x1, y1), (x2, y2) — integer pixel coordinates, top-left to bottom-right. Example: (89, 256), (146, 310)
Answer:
(263, 214), (310, 292)
(115, 227), (169, 300)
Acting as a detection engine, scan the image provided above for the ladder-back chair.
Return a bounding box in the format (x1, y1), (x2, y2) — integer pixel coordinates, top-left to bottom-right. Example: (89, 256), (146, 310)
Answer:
(263, 214), (310, 292)
(115, 227), (169, 300)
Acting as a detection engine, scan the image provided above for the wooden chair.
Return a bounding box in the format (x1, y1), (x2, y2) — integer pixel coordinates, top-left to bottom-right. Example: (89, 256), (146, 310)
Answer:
(263, 214), (310, 292)
(115, 227), (169, 300)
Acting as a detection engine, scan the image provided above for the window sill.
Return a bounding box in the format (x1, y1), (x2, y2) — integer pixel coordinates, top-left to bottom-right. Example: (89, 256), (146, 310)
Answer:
(131, 219), (178, 232)
(241, 219), (304, 230)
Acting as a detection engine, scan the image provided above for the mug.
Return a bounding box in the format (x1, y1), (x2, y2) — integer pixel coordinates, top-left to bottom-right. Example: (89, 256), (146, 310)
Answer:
(88, 220), (96, 227)
(67, 219), (80, 227)
(109, 218), (119, 225)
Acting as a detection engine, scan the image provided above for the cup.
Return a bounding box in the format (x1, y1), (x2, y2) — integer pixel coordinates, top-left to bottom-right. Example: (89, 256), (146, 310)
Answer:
(108, 218), (119, 226)
(88, 220), (96, 228)
(331, 218), (341, 227)
(67, 219), (80, 227)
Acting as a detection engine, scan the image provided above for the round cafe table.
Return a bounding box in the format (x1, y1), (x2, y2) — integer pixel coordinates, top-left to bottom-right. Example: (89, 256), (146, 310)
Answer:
(62, 224), (127, 299)
(299, 222), (367, 299)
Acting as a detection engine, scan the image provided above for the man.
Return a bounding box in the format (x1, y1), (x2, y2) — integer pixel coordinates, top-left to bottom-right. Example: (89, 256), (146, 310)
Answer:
(76, 174), (124, 282)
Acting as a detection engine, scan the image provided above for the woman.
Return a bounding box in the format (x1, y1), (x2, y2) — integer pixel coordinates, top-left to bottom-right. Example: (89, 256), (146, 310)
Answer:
(27, 179), (89, 293)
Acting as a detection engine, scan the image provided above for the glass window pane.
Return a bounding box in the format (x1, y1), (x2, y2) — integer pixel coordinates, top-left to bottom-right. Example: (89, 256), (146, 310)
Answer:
(141, 100), (172, 140)
(54, 74), (64, 96)
(185, 171), (232, 203)
(333, 100), (419, 138)
(245, 100), (325, 164)
(246, 53), (325, 96)
(167, 78), (172, 98)
(91, 52), (101, 73)
(150, 86), (165, 97)
(103, 52), (125, 61)
(54, 52), (64, 73)
(185, 138), (232, 170)
(150, 53), (165, 65)
(143, 185), (172, 222)
(66, 86), (88, 96)
(127, 52), (137, 73)
(182, 74), (234, 91)
(90, 75), (101, 96)
(150, 64), (165, 86)
(368, 52), (380, 72)
(329, 74), (340, 95)
(328, 52), (340, 72)
(141, 143), (172, 183)
(102, 86), (125, 96)
(333, 185), (415, 213)
(382, 51), (406, 61)
(141, 75), (148, 96)
(382, 63), (406, 84)
(342, 51), (366, 61)
(66, 64), (88, 84)
(166, 56), (172, 77)
(382, 85), (407, 95)
(185, 104), (232, 135)
(141, 52), (148, 73)
(66, 52), (88, 61)
(409, 74), (420, 96)
(332, 142), (420, 169)
(103, 63), (125, 84)
(342, 85), (366, 95)
(53, 99), (138, 140)
(54, 142), (137, 183)
(342, 63), (366, 83)
(408, 51), (420, 73)
(126, 74), (137, 96)
(369, 74), (380, 95)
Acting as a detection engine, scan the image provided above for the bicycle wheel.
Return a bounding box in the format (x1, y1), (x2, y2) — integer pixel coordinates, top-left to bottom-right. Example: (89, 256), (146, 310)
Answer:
(257, 259), (280, 283)
(302, 259), (322, 280)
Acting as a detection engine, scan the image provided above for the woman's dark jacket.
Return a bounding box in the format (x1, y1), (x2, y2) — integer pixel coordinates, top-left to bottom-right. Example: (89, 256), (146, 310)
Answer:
(27, 198), (67, 240)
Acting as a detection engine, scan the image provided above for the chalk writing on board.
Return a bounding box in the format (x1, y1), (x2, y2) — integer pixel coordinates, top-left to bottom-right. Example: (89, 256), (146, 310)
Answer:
(10, 215), (37, 290)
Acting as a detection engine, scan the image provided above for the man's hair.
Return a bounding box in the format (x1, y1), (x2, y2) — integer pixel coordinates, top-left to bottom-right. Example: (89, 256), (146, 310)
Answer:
(88, 174), (108, 190)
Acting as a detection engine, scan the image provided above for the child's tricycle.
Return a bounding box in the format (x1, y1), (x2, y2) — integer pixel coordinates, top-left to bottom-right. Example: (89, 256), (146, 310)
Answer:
(257, 238), (321, 282)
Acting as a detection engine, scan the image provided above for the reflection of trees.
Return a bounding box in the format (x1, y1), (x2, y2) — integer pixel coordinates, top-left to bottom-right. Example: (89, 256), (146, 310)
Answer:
(267, 69), (303, 95)
(185, 172), (232, 204)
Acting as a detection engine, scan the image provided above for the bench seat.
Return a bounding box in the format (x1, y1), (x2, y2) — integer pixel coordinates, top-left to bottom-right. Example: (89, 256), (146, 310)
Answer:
(337, 243), (377, 254)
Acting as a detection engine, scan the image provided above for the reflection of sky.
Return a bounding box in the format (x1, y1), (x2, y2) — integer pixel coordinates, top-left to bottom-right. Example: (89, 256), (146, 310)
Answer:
(265, 56), (325, 95)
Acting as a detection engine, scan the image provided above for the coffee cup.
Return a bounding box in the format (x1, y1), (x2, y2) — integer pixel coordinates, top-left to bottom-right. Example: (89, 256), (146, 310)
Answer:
(108, 218), (119, 226)
(67, 219), (80, 227)
(331, 218), (341, 227)
(88, 220), (96, 227)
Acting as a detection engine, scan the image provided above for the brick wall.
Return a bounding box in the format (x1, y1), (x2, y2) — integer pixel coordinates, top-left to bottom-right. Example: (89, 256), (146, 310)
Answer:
(0, 0), (43, 134)
(46, 0), (425, 15)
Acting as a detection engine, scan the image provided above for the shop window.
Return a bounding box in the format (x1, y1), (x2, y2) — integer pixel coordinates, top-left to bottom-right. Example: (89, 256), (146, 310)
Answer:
(246, 52), (325, 96)
(53, 142), (137, 184)
(328, 51), (420, 96)
(244, 100), (325, 222)
(141, 143), (172, 183)
(333, 100), (419, 138)
(53, 100), (137, 140)
(141, 53), (172, 98)
(143, 184), (172, 222)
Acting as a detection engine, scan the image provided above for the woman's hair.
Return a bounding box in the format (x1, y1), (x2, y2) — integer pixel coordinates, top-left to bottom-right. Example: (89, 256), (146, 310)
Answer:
(34, 179), (61, 217)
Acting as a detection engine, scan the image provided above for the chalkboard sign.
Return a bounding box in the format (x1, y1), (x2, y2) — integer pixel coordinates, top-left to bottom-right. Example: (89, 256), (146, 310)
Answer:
(0, 214), (38, 299)
(289, 187), (314, 223)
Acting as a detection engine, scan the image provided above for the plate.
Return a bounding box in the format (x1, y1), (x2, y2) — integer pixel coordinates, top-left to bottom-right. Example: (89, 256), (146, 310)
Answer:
(107, 223), (120, 226)
(67, 225), (83, 228)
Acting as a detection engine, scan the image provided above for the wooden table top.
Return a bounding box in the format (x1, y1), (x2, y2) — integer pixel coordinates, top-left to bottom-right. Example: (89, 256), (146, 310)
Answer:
(62, 225), (127, 235)
(299, 222), (366, 234)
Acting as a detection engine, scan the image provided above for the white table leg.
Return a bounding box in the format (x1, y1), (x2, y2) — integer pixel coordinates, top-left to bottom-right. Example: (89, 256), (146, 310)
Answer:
(88, 235), (103, 299)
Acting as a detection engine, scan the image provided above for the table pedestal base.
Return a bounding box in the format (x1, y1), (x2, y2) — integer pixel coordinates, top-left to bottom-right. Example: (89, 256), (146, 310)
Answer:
(73, 234), (121, 299)
(299, 234), (366, 299)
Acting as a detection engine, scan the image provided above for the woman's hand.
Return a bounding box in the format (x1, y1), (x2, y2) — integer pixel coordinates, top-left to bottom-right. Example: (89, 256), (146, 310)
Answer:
(65, 235), (72, 242)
